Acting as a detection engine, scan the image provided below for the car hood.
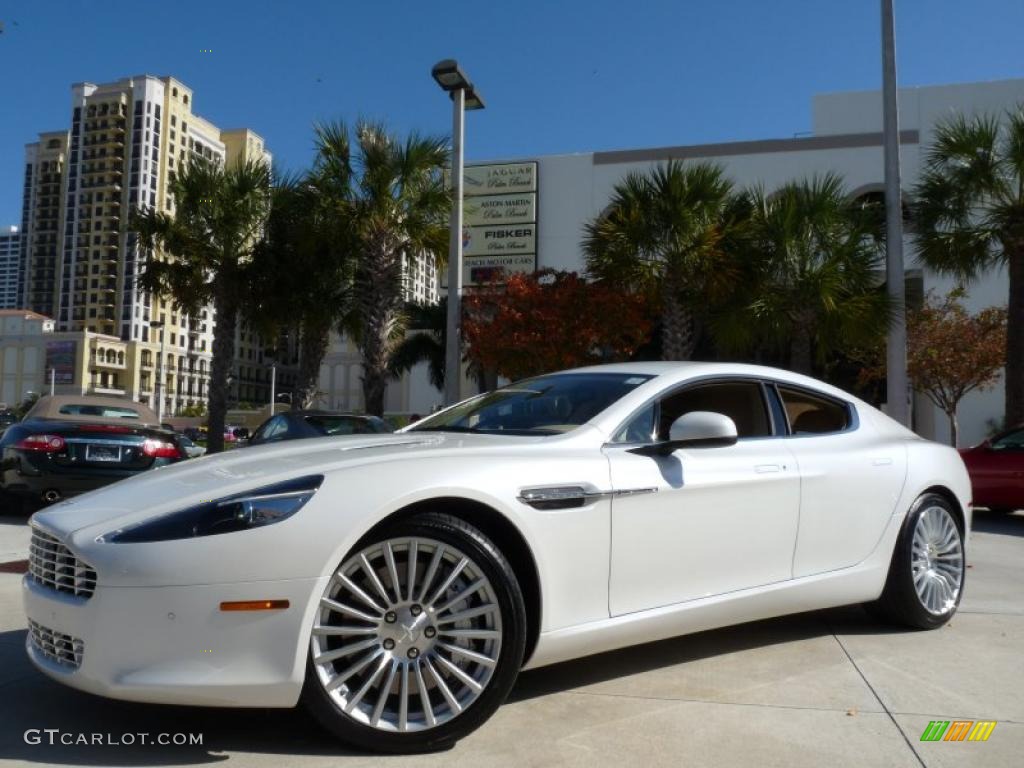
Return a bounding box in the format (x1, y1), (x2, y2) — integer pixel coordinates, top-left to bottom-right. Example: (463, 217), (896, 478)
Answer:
(31, 430), (555, 537)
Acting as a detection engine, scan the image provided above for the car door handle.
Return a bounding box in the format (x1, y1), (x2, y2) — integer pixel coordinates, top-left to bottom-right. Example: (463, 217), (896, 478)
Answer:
(872, 457), (893, 466)
(755, 464), (781, 474)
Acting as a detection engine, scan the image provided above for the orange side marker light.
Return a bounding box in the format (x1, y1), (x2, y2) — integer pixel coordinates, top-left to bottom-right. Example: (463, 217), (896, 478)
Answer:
(220, 600), (290, 611)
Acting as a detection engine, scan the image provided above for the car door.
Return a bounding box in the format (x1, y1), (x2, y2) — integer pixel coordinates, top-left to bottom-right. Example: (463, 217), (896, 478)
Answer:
(604, 379), (800, 617)
(973, 428), (1024, 509)
(774, 384), (908, 577)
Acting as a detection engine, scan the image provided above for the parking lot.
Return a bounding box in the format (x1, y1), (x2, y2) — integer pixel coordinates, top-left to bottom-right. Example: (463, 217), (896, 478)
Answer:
(0, 511), (1020, 768)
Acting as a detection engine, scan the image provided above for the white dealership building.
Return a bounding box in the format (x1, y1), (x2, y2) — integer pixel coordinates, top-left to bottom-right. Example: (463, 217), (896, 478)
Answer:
(318, 78), (1023, 446)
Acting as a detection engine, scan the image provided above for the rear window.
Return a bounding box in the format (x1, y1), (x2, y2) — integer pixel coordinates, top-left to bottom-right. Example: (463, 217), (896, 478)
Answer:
(306, 415), (389, 435)
(58, 404), (141, 419)
(777, 387), (850, 435)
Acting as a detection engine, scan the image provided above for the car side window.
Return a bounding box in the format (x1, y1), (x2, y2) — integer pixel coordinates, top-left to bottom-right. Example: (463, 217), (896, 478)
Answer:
(990, 428), (1024, 451)
(777, 386), (849, 435)
(613, 381), (771, 443)
(260, 416), (290, 441)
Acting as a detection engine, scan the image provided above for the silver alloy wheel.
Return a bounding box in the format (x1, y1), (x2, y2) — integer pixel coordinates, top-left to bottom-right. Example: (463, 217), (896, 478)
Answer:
(911, 505), (964, 615)
(311, 537), (503, 732)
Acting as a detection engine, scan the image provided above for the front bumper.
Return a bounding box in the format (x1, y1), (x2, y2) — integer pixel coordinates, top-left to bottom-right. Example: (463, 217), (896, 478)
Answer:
(23, 574), (324, 708)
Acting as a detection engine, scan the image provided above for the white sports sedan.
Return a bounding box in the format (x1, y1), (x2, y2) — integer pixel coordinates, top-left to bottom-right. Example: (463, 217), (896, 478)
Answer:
(24, 362), (971, 752)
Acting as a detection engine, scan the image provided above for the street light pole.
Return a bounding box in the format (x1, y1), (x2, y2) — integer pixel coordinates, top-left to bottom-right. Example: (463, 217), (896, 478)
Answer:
(882, 0), (909, 426)
(152, 321), (166, 422)
(269, 363), (276, 416)
(445, 87), (466, 407)
(432, 59), (485, 407)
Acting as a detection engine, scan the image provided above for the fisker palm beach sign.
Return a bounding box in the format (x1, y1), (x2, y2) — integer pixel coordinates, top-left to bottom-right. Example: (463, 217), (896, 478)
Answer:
(459, 162), (538, 286)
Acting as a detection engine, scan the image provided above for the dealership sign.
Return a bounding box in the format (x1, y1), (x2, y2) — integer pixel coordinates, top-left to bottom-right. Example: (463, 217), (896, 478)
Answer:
(457, 162), (538, 286)
(462, 163), (537, 196)
(462, 225), (536, 257)
(464, 254), (536, 285)
(464, 193), (536, 226)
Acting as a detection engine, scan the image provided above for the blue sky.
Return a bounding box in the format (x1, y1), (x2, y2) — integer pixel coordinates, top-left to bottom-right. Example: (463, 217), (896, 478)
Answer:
(1, 0), (1022, 224)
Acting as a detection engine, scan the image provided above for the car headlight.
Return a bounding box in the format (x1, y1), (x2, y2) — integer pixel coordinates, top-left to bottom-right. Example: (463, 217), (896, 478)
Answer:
(101, 475), (323, 543)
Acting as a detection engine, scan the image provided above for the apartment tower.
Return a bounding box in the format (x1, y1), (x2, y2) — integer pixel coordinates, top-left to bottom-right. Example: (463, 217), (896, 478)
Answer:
(18, 75), (278, 415)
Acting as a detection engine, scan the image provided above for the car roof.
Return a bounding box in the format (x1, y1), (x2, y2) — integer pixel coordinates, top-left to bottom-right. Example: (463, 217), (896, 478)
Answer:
(25, 394), (160, 426)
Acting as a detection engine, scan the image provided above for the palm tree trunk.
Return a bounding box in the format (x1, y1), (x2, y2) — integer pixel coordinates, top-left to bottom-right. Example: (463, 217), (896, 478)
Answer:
(790, 327), (813, 375)
(292, 321), (330, 410)
(361, 342), (389, 417)
(661, 282), (695, 361)
(207, 287), (237, 454)
(357, 236), (404, 417)
(1006, 248), (1024, 426)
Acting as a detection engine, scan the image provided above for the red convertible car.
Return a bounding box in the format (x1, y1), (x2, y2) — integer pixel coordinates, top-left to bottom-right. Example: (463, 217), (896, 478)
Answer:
(960, 425), (1024, 513)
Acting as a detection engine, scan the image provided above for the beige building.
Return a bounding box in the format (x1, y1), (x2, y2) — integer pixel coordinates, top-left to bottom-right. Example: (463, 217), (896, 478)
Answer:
(17, 75), (287, 415)
(0, 308), (202, 412)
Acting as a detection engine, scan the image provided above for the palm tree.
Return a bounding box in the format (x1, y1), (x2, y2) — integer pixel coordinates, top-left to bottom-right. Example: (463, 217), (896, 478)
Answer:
(317, 121), (450, 416)
(583, 160), (739, 360)
(912, 109), (1024, 426)
(133, 157), (271, 453)
(248, 166), (355, 410)
(730, 175), (891, 374)
(389, 299), (447, 391)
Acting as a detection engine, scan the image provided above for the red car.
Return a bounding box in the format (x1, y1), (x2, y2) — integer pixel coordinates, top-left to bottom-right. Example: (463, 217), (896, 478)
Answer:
(959, 425), (1024, 513)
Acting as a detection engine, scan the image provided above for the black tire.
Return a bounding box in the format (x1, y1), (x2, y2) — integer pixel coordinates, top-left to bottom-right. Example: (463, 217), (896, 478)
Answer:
(866, 492), (965, 629)
(301, 512), (527, 753)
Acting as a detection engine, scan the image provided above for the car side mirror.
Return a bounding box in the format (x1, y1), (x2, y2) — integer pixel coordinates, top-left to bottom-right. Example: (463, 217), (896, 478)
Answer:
(628, 411), (738, 456)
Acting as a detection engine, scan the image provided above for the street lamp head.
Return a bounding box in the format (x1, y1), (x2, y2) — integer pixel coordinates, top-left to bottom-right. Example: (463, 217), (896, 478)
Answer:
(150, 320), (164, 329)
(432, 59), (471, 92)
(463, 86), (486, 111)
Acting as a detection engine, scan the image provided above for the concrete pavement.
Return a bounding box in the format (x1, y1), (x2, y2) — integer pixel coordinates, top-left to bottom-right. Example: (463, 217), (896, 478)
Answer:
(0, 511), (1020, 767)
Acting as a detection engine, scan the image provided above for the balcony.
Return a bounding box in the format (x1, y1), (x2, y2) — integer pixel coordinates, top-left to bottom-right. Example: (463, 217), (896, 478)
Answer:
(91, 356), (126, 370)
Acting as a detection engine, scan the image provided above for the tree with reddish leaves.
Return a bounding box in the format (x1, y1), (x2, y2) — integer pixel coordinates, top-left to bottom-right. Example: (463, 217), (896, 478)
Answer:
(462, 270), (653, 382)
(860, 292), (1007, 446)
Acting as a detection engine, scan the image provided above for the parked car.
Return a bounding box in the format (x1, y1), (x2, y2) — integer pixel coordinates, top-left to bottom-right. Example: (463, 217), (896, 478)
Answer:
(0, 409), (17, 434)
(248, 410), (392, 446)
(177, 434), (206, 459)
(23, 363), (970, 752)
(1, 395), (184, 511)
(959, 425), (1024, 513)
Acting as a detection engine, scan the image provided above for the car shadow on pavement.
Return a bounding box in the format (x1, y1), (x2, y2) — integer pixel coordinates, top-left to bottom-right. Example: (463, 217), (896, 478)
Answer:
(971, 509), (1024, 537)
(510, 604), (900, 703)
(0, 604), (909, 764)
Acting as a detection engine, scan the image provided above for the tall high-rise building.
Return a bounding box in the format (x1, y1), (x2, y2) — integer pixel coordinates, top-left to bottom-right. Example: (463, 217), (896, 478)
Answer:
(18, 75), (283, 415)
(0, 226), (23, 309)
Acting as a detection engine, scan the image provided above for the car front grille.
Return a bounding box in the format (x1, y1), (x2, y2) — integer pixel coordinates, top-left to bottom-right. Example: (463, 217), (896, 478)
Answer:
(28, 619), (84, 669)
(29, 528), (97, 599)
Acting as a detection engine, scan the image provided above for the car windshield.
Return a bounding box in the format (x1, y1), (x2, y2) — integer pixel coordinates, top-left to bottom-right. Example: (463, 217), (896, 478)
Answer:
(57, 404), (141, 419)
(410, 372), (654, 436)
(991, 428), (1024, 451)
